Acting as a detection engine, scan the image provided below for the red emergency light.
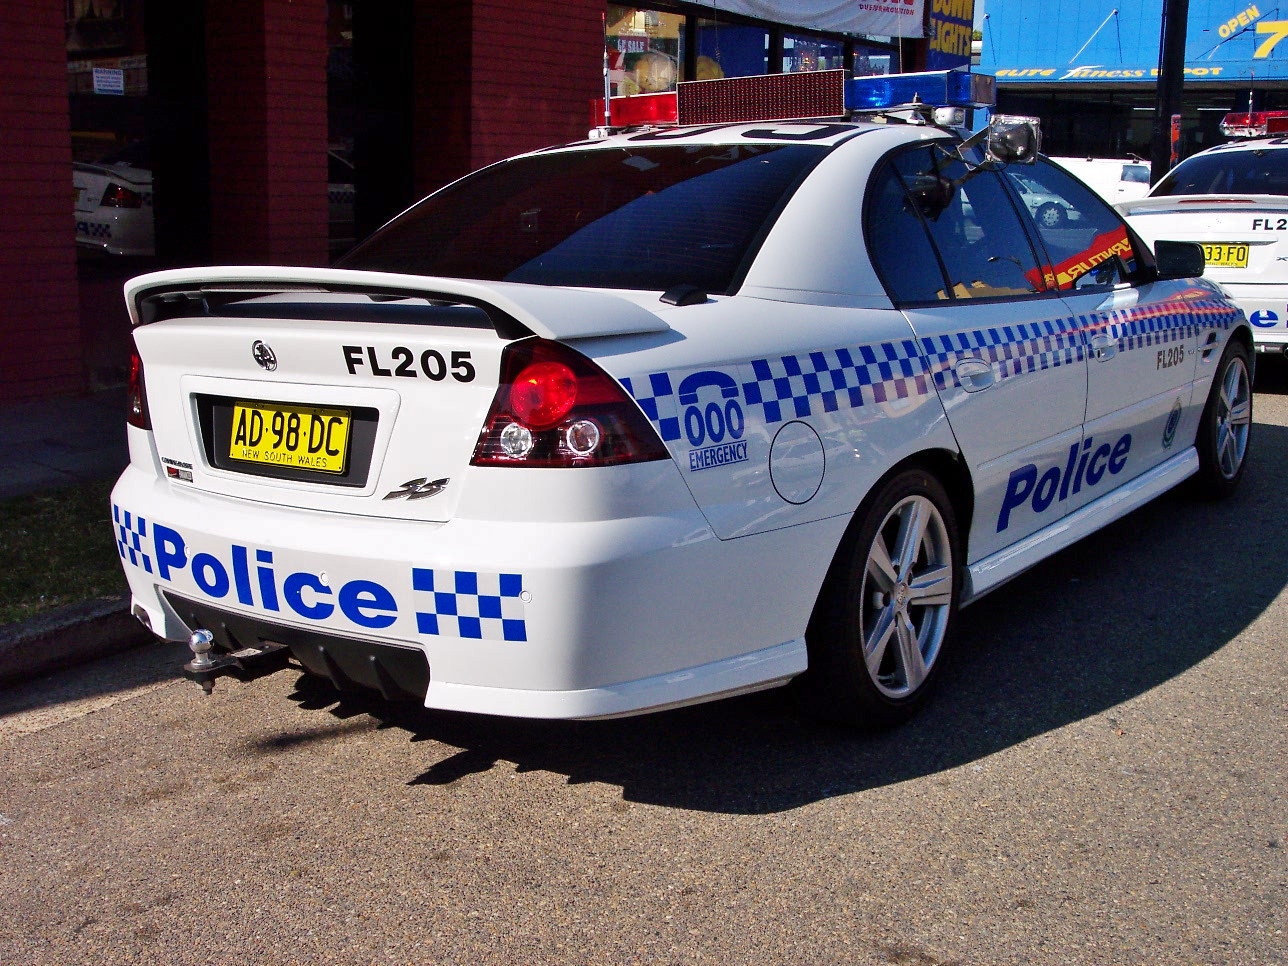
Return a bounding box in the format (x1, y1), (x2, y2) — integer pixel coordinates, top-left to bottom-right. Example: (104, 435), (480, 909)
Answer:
(589, 91), (678, 129)
(1219, 110), (1288, 137)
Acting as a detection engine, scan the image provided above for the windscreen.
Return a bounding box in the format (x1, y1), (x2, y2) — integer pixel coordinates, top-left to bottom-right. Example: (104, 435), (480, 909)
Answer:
(339, 144), (825, 293)
(1152, 147), (1288, 196)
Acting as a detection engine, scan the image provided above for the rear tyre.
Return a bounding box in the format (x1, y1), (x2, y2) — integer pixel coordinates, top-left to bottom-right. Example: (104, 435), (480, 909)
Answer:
(1192, 339), (1252, 500)
(798, 468), (961, 729)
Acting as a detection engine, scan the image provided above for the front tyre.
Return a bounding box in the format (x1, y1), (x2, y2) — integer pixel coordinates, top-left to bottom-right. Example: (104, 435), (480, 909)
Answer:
(1193, 339), (1252, 499)
(800, 468), (961, 729)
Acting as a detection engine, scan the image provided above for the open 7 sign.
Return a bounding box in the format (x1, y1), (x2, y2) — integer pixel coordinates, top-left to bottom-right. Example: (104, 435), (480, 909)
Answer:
(1255, 20), (1288, 58)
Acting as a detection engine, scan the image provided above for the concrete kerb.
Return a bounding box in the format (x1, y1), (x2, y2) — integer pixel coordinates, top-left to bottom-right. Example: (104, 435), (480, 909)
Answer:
(0, 595), (154, 687)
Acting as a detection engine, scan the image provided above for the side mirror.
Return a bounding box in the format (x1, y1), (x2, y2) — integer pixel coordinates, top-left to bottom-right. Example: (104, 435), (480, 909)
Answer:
(986, 115), (1042, 165)
(1154, 240), (1205, 279)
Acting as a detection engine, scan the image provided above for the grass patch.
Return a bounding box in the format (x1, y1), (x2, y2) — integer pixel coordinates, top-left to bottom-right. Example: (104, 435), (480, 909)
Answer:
(0, 478), (127, 626)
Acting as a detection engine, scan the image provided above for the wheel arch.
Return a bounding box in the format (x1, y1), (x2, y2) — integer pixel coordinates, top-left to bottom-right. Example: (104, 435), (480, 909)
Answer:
(807, 446), (974, 626)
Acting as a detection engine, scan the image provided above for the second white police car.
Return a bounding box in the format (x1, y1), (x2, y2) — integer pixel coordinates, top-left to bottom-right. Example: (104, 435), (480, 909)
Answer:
(1119, 109), (1288, 353)
(112, 70), (1253, 727)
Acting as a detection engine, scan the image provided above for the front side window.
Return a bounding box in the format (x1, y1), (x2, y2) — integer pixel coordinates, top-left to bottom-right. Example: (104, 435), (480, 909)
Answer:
(1002, 159), (1140, 291)
(341, 144), (825, 294)
(892, 148), (1046, 300)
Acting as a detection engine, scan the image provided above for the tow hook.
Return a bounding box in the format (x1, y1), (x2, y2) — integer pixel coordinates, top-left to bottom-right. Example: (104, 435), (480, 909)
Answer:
(183, 628), (291, 694)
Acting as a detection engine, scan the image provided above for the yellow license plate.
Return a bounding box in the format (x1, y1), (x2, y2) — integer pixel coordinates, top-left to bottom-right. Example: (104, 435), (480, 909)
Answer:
(229, 401), (351, 474)
(1202, 243), (1249, 268)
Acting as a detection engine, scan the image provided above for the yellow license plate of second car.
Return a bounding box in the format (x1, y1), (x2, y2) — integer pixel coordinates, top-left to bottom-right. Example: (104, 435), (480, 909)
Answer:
(229, 401), (351, 474)
(1202, 243), (1249, 268)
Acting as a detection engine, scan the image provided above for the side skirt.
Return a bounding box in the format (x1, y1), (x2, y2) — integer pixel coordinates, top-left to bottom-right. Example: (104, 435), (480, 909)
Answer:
(961, 447), (1199, 606)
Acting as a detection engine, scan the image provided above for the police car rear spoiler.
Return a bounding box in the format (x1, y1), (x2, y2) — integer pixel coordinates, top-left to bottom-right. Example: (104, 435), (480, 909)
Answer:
(124, 267), (672, 342)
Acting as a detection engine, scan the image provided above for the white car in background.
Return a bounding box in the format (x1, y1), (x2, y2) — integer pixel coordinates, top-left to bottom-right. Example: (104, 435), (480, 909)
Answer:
(1051, 156), (1151, 205)
(73, 141), (154, 257)
(1117, 113), (1288, 352)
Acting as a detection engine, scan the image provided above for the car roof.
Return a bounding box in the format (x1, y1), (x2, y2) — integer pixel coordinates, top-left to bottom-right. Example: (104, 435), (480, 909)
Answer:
(538, 120), (943, 155)
(1197, 137), (1288, 156)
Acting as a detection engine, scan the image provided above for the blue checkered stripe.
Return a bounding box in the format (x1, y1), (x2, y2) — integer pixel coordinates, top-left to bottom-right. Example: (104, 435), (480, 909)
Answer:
(411, 569), (526, 642)
(112, 503), (152, 574)
(622, 340), (931, 436)
(742, 341), (929, 423)
(1096, 300), (1239, 352)
(621, 372), (683, 441)
(921, 317), (1087, 391)
(75, 220), (112, 240)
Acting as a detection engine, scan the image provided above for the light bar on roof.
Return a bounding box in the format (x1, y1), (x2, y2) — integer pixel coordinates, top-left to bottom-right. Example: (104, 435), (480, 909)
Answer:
(1220, 110), (1288, 137)
(588, 68), (998, 132)
(845, 69), (996, 111)
(678, 69), (847, 124)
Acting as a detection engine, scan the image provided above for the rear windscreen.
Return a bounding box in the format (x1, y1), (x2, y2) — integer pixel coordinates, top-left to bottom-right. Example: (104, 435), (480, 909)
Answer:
(339, 144), (825, 294)
(1152, 147), (1288, 196)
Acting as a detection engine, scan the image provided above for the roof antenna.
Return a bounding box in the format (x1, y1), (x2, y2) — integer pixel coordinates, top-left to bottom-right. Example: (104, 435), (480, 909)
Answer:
(602, 12), (611, 129)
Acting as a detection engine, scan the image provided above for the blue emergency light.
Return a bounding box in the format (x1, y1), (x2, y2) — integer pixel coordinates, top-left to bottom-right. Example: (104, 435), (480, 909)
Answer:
(845, 69), (996, 112)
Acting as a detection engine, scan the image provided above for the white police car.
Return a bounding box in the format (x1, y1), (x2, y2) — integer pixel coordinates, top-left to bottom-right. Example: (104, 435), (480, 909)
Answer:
(112, 70), (1253, 727)
(1118, 111), (1288, 353)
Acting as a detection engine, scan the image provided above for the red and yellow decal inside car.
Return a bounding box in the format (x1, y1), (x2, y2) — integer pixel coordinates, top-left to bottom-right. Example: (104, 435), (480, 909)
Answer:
(1050, 227), (1134, 289)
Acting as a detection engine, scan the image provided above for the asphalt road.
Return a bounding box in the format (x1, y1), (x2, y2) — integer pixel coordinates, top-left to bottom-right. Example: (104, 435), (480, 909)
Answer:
(2, 362), (1287, 966)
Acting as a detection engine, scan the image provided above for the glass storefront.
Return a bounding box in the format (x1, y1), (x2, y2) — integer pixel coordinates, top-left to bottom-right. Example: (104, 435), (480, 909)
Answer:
(607, 6), (686, 95)
(782, 34), (844, 73)
(696, 20), (767, 79)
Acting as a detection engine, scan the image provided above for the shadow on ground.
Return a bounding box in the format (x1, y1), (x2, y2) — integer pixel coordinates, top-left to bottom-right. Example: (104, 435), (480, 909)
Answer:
(269, 418), (1288, 814)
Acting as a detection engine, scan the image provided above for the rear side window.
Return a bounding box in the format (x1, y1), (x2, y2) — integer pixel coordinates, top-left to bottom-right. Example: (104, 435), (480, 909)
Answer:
(340, 144), (825, 293)
(1001, 159), (1139, 291)
(1153, 147), (1288, 196)
(865, 159), (950, 303)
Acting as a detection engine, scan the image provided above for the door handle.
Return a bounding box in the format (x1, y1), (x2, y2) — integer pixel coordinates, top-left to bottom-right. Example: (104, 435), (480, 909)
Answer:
(954, 358), (995, 392)
(1200, 330), (1220, 361)
(1090, 333), (1118, 361)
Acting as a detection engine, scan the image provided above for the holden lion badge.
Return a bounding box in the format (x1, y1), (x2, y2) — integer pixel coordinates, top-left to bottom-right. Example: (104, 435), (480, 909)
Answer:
(252, 340), (278, 371)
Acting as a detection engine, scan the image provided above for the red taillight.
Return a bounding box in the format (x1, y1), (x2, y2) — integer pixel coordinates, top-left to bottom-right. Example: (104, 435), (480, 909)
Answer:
(471, 338), (669, 468)
(510, 361), (578, 430)
(102, 183), (144, 208)
(127, 346), (150, 429)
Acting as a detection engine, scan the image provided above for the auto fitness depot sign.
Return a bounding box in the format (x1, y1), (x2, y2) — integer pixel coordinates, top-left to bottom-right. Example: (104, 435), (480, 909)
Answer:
(980, 0), (1288, 83)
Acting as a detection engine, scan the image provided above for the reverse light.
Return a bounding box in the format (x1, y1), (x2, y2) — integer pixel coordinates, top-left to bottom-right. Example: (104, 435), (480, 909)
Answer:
(472, 339), (668, 468)
(102, 183), (144, 208)
(127, 345), (150, 430)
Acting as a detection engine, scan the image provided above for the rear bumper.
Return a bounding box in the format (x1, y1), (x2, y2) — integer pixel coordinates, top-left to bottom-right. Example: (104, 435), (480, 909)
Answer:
(112, 460), (830, 718)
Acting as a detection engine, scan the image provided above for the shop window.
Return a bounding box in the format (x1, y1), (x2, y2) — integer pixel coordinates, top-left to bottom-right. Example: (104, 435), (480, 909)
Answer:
(696, 20), (768, 79)
(782, 34), (844, 73)
(607, 6), (685, 95)
(853, 44), (892, 77)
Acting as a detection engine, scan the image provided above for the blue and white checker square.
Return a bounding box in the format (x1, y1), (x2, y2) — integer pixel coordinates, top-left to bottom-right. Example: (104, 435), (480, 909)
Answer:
(621, 372), (682, 442)
(411, 568), (527, 642)
(112, 503), (152, 574)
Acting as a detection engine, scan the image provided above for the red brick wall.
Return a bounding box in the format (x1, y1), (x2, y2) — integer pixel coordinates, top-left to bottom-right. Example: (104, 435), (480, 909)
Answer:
(207, 0), (328, 265)
(0, 1), (82, 402)
(470, 0), (605, 171)
(415, 0), (605, 195)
